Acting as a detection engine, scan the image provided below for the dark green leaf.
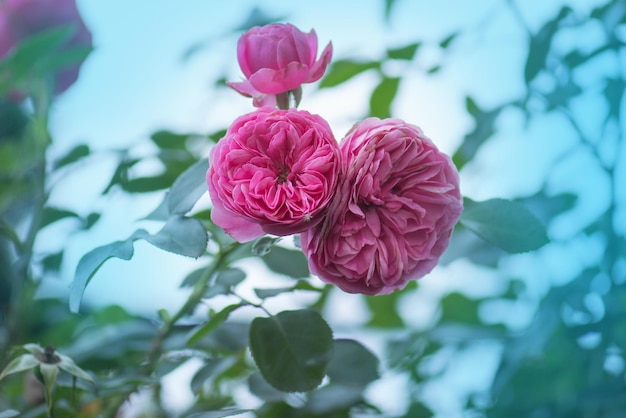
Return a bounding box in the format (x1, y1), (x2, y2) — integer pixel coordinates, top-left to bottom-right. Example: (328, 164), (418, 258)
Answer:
(54, 144), (90, 169)
(365, 292), (405, 328)
(384, 0), (398, 21)
(439, 292), (481, 325)
(402, 402), (434, 418)
(150, 130), (190, 150)
(261, 246), (310, 279)
(439, 32), (458, 49)
(369, 76), (400, 118)
(524, 7), (572, 83)
(387, 42), (420, 60)
(82, 212), (101, 229)
(319, 59), (380, 88)
(140, 216), (207, 258)
(216, 268), (246, 286)
(249, 309), (333, 392)
(327, 339), (379, 387)
(69, 238), (135, 313)
(180, 268), (204, 288)
(452, 98), (502, 169)
(187, 304), (245, 345)
(305, 384), (364, 414)
(40, 207), (79, 228)
(42, 251), (63, 271)
(460, 198), (549, 253)
(427, 65), (441, 74)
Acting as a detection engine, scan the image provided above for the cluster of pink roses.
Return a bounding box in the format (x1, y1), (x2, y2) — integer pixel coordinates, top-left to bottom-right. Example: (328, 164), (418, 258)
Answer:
(207, 23), (463, 295)
(0, 0), (92, 97)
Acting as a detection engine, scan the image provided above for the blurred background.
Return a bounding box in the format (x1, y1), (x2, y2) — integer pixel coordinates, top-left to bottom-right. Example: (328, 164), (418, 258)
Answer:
(1, 0), (625, 417)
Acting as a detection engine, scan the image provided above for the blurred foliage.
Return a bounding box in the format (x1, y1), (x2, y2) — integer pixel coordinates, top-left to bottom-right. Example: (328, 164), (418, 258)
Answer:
(0, 0), (623, 417)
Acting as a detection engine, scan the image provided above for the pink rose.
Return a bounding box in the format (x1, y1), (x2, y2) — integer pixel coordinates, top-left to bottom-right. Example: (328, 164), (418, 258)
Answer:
(207, 107), (341, 242)
(0, 0), (92, 96)
(227, 23), (332, 107)
(301, 118), (463, 295)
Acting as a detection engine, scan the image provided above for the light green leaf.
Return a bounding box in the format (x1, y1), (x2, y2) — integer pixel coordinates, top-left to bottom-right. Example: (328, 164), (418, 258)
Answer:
(0, 410), (20, 418)
(369, 76), (400, 118)
(70, 238), (135, 313)
(319, 59), (380, 88)
(460, 198), (549, 253)
(58, 354), (94, 384)
(167, 158), (209, 215)
(249, 309), (333, 392)
(39, 363), (60, 402)
(254, 281), (321, 299)
(0, 354), (39, 380)
(139, 216), (207, 258)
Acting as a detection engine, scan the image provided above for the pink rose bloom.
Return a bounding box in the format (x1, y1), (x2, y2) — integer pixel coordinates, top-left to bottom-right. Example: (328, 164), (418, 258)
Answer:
(207, 107), (341, 242)
(301, 118), (463, 295)
(227, 23), (332, 107)
(0, 0), (92, 96)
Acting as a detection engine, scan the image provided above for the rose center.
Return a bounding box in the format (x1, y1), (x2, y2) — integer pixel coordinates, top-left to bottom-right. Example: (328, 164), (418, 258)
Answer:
(277, 167), (290, 184)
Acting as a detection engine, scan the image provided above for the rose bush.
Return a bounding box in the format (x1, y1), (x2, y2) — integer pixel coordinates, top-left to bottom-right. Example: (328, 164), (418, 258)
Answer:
(301, 118), (463, 295)
(227, 23), (332, 107)
(0, 0), (92, 96)
(207, 107), (341, 242)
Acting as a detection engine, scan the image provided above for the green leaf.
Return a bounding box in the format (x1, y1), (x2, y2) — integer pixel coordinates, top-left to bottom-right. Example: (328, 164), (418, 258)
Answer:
(251, 236), (281, 256)
(387, 42), (420, 60)
(185, 409), (252, 418)
(326, 339), (379, 387)
(70, 238), (135, 313)
(202, 268), (246, 299)
(384, 0), (398, 21)
(187, 303), (245, 345)
(54, 144), (90, 169)
(369, 76), (400, 118)
(460, 198), (549, 253)
(319, 59), (380, 88)
(0, 354), (39, 380)
(150, 130), (190, 150)
(39, 363), (60, 403)
(249, 309), (334, 392)
(248, 372), (287, 402)
(40, 207), (80, 229)
(254, 281), (321, 299)
(261, 246), (310, 279)
(439, 32), (458, 49)
(365, 291), (406, 328)
(57, 354), (94, 384)
(167, 158), (209, 215)
(139, 216), (207, 258)
(439, 292), (481, 325)
(524, 7), (571, 83)
(0, 410), (20, 418)
(452, 98), (502, 169)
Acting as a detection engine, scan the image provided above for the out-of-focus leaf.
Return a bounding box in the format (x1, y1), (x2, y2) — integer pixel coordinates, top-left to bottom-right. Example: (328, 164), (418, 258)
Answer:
(82, 212), (101, 229)
(518, 192), (577, 225)
(42, 251), (63, 271)
(186, 409), (252, 418)
(326, 339), (379, 387)
(365, 291), (405, 328)
(261, 246), (310, 279)
(544, 79), (582, 110)
(439, 292), (481, 325)
(150, 130), (189, 150)
(187, 303), (245, 345)
(53, 144), (90, 169)
(70, 238), (135, 313)
(248, 372), (287, 402)
(387, 42), (420, 60)
(305, 385), (364, 414)
(439, 226), (503, 267)
(402, 402), (434, 418)
(40, 207), (79, 228)
(249, 309), (333, 392)
(439, 32), (458, 49)
(369, 76), (400, 118)
(384, 0), (398, 22)
(203, 268), (246, 299)
(452, 97), (502, 169)
(319, 59), (380, 88)
(0, 354), (39, 380)
(0, 411), (20, 418)
(524, 7), (572, 83)
(427, 65), (441, 74)
(604, 78), (625, 123)
(460, 198), (549, 253)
